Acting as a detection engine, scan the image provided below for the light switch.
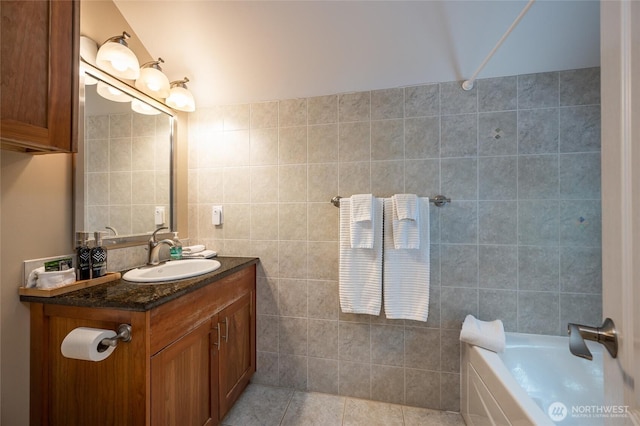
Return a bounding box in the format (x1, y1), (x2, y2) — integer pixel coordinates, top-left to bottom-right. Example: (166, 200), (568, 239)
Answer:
(154, 206), (166, 226)
(212, 205), (223, 225)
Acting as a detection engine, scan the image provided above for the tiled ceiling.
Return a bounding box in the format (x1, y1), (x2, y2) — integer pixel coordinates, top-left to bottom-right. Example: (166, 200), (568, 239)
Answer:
(114, 0), (600, 107)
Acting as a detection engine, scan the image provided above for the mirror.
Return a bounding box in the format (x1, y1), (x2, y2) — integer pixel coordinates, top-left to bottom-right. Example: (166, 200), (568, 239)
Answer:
(75, 61), (176, 247)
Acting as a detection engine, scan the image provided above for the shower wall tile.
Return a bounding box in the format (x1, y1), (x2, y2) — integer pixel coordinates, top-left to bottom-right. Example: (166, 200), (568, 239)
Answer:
(477, 76), (517, 112)
(560, 67), (600, 106)
(518, 108), (559, 154)
(441, 158), (477, 201)
(279, 126), (307, 164)
(478, 245), (517, 290)
(186, 67), (601, 412)
(479, 289), (517, 332)
(405, 84), (439, 117)
(518, 246), (560, 292)
(440, 201), (477, 244)
(518, 201), (559, 246)
(440, 81), (477, 114)
(339, 92), (370, 122)
(405, 116), (440, 159)
(559, 105), (601, 152)
(559, 200), (601, 246)
(371, 88), (404, 120)
(517, 72), (559, 109)
(308, 124), (339, 163)
(440, 114), (477, 158)
(518, 155), (559, 199)
(440, 244), (478, 288)
(371, 119), (404, 160)
(279, 98), (307, 127)
(405, 159), (440, 197)
(478, 201), (517, 245)
(517, 291), (560, 335)
(308, 95), (338, 125)
(339, 161), (371, 196)
(478, 111), (517, 156)
(478, 156), (517, 200)
(250, 128), (279, 166)
(339, 121), (371, 162)
(251, 101), (279, 129)
(559, 153), (601, 199)
(560, 246), (602, 294)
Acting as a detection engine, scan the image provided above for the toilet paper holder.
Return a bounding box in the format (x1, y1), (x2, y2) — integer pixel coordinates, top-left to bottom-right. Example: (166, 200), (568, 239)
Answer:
(98, 324), (132, 351)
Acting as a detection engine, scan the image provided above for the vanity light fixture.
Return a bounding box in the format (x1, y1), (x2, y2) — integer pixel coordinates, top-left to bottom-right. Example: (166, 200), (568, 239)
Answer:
(166, 77), (196, 112)
(96, 81), (133, 103)
(131, 98), (161, 115)
(135, 58), (170, 98)
(96, 31), (140, 80)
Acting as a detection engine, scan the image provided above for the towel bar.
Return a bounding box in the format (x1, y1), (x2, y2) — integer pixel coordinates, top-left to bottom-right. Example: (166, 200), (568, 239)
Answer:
(330, 195), (450, 208)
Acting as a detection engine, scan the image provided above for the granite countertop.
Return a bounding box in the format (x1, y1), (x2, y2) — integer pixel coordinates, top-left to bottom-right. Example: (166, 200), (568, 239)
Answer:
(19, 256), (259, 312)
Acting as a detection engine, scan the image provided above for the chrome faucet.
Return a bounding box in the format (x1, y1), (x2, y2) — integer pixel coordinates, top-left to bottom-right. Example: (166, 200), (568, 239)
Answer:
(148, 227), (175, 266)
(567, 317), (618, 361)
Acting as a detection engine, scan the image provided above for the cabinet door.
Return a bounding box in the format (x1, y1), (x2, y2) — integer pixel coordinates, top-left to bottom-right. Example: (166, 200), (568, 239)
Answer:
(0, 0), (78, 152)
(218, 291), (255, 419)
(151, 318), (219, 426)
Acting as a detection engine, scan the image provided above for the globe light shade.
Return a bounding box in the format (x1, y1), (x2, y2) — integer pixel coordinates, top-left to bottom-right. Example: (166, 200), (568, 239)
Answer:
(166, 79), (195, 112)
(132, 99), (161, 115)
(96, 81), (132, 103)
(96, 32), (140, 80)
(135, 61), (170, 98)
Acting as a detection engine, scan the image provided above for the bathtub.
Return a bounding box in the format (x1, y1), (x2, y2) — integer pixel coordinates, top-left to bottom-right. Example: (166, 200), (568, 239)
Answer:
(461, 332), (604, 425)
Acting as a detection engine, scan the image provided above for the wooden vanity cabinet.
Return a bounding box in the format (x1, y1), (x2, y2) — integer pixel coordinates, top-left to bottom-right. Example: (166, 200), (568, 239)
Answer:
(28, 264), (256, 426)
(1, 0), (79, 153)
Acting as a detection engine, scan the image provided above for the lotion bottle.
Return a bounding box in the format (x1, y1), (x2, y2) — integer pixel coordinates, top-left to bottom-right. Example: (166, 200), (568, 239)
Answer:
(91, 231), (107, 278)
(76, 232), (91, 280)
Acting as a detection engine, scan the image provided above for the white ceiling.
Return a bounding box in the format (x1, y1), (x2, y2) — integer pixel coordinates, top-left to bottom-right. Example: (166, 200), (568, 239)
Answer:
(113, 0), (600, 108)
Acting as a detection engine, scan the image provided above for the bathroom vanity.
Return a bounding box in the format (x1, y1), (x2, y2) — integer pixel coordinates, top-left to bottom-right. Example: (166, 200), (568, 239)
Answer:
(20, 257), (258, 426)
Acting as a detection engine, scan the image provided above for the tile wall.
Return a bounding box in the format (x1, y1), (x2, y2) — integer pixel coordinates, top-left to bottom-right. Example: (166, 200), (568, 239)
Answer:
(85, 112), (171, 235)
(187, 67), (602, 411)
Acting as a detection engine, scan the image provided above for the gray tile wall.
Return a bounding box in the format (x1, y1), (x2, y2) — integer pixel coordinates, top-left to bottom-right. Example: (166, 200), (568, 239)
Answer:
(187, 67), (602, 411)
(85, 112), (171, 235)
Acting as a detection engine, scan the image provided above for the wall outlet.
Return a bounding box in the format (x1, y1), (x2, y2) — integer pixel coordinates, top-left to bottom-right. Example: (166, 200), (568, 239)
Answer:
(154, 206), (166, 226)
(212, 205), (223, 225)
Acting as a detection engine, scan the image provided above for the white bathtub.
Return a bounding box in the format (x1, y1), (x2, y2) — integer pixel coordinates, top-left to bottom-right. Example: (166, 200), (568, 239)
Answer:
(461, 332), (604, 425)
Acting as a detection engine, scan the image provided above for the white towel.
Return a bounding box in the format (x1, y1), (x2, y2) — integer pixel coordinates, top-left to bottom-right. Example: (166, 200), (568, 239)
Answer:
(183, 244), (206, 254)
(350, 194), (375, 249)
(391, 194), (420, 249)
(459, 314), (505, 353)
(339, 197), (383, 315)
(181, 249), (217, 259)
(27, 267), (76, 289)
(383, 197), (430, 321)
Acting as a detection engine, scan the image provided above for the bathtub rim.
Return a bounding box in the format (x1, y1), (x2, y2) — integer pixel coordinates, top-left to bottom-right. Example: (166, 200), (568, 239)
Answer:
(461, 332), (554, 426)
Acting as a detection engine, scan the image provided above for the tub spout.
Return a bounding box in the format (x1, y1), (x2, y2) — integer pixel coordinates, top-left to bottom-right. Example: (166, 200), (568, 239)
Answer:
(567, 317), (618, 361)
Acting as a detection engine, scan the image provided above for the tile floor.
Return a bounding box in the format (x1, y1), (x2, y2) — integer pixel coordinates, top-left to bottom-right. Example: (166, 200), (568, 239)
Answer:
(222, 384), (466, 426)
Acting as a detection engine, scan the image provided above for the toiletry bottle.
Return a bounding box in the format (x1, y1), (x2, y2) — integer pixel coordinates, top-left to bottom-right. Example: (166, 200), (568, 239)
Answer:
(170, 232), (182, 260)
(91, 231), (107, 278)
(76, 232), (91, 281)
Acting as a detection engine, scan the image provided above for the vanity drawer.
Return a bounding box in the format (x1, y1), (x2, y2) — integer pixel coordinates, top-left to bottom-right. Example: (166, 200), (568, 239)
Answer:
(149, 265), (255, 355)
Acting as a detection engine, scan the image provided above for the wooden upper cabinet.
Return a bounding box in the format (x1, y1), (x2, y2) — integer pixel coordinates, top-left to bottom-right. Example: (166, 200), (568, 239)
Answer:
(0, 0), (79, 153)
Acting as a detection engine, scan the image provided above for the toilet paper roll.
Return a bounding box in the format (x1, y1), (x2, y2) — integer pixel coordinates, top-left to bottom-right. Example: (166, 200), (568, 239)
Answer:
(61, 327), (117, 362)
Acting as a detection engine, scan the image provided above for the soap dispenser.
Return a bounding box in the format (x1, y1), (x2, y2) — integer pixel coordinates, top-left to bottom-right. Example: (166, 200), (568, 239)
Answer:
(76, 232), (91, 281)
(91, 231), (107, 278)
(170, 232), (182, 260)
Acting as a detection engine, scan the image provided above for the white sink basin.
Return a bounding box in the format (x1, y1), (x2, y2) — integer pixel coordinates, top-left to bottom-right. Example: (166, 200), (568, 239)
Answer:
(123, 259), (221, 283)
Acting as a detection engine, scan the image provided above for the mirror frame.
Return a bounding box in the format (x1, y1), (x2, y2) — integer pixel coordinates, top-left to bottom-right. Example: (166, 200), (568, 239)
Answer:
(74, 60), (177, 248)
